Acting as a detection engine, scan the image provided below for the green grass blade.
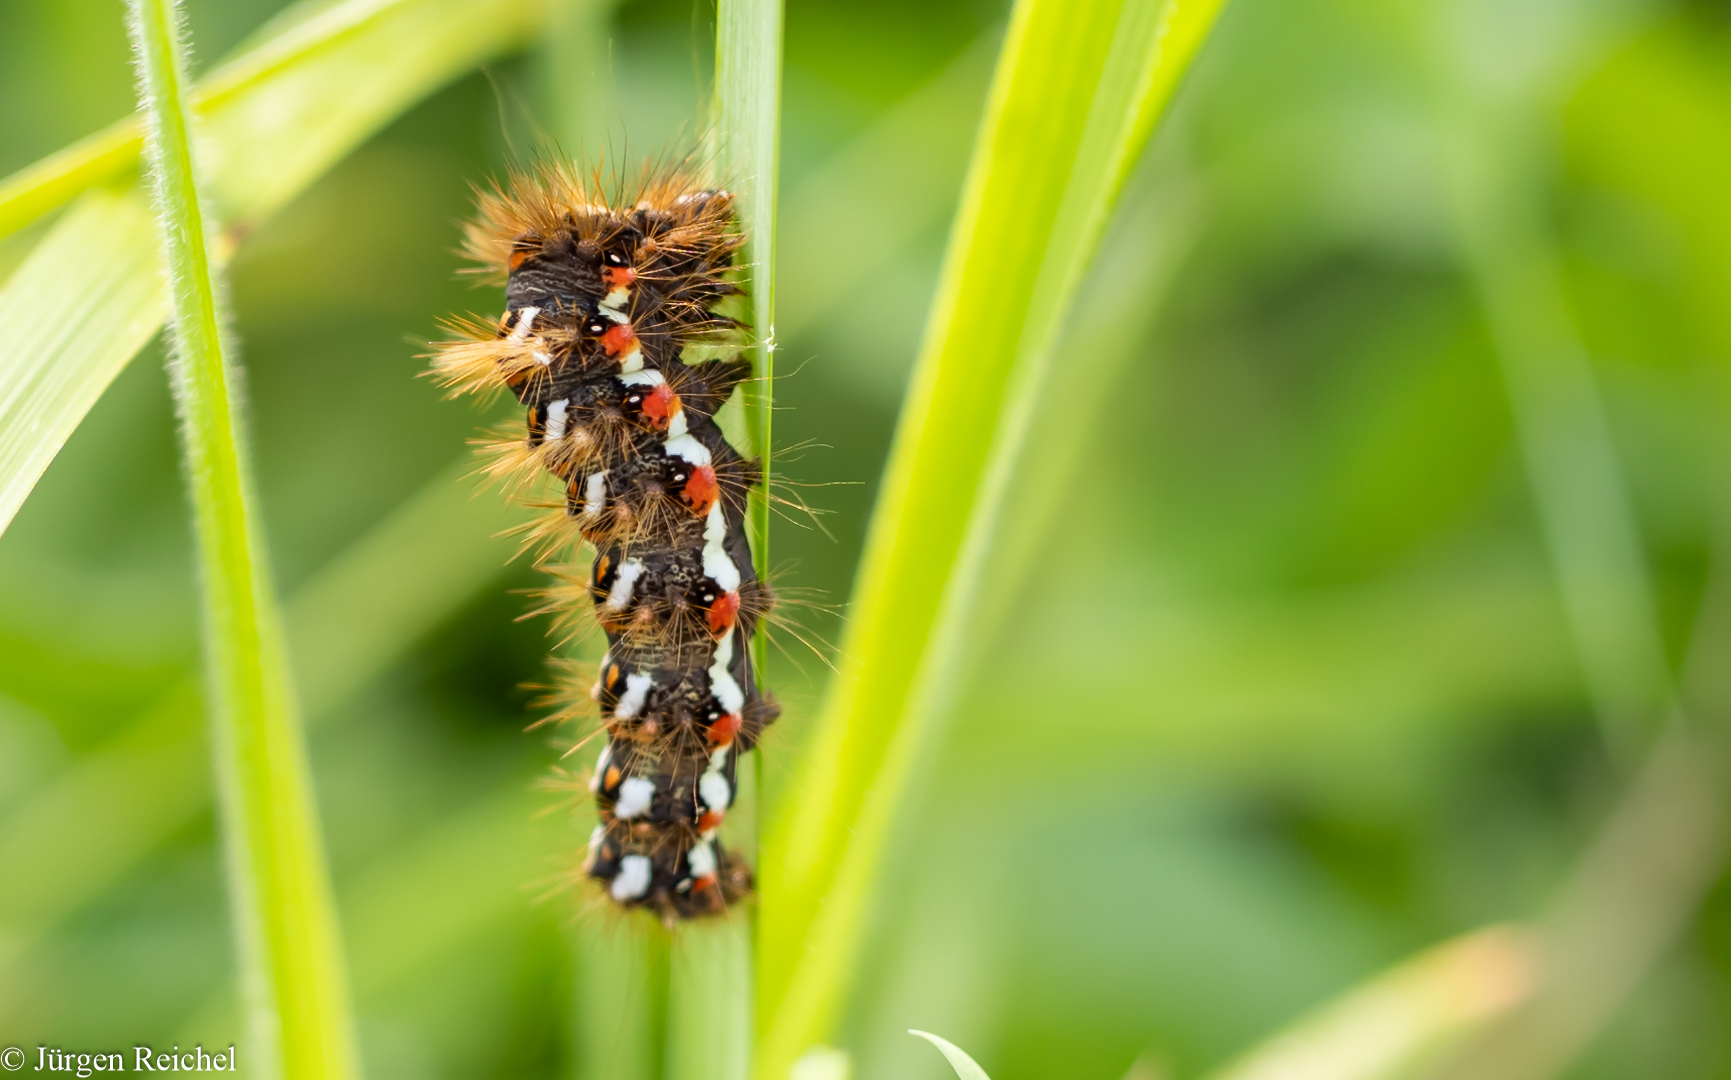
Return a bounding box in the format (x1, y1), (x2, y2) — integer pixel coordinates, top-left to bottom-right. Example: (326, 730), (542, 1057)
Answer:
(0, 0), (542, 539)
(668, 2), (784, 1078)
(128, 1), (357, 1074)
(1203, 928), (1539, 1080)
(0, 127), (144, 241)
(0, 186), (166, 538)
(754, 0), (1225, 1075)
(573, 921), (667, 1080)
(714, 0), (781, 500)
(909, 1031), (994, 1080)
(669, 917), (755, 1080)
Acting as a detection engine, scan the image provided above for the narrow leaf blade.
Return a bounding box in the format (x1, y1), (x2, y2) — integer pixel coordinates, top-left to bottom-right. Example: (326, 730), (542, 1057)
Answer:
(754, 1), (1226, 1074)
(909, 1031), (994, 1080)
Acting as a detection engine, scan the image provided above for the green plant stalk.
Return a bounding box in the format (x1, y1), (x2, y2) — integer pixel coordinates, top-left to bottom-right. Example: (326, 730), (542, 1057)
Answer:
(671, 1), (783, 1078)
(754, 1), (1225, 1075)
(668, 916), (754, 1080)
(573, 917), (668, 1080)
(127, 1), (358, 1077)
(714, 0), (782, 617)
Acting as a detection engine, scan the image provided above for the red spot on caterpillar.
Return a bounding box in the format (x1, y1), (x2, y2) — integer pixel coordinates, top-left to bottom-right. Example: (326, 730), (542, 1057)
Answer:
(508, 248), (532, 271)
(641, 384), (681, 429)
(600, 323), (637, 356)
(707, 590), (740, 635)
(603, 265), (636, 289)
(692, 874), (719, 894)
(707, 711), (742, 749)
(698, 809), (725, 832)
(603, 766), (621, 790)
(682, 465), (719, 515)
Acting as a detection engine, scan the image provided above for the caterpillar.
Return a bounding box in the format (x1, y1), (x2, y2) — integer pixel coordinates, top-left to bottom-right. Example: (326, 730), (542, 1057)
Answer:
(430, 163), (778, 922)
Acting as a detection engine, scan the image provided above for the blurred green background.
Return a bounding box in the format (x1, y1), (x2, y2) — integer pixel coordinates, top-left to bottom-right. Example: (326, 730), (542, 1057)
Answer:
(3, 0), (1730, 1077)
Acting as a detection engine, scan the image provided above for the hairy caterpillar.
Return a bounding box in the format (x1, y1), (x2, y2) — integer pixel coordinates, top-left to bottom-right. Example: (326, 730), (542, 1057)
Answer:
(431, 163), (777, 921)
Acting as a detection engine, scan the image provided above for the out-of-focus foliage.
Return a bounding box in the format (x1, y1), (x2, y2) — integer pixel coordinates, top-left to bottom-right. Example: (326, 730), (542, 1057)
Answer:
(2, 1), (1729, 1079)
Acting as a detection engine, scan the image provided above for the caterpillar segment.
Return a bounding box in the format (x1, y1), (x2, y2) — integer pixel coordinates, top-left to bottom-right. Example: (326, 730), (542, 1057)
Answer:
(432, 166), (777, 922)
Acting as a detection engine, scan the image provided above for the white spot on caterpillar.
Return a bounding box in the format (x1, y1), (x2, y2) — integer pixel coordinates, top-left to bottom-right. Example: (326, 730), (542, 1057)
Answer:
(610, 854), (651, 900)
(509, 306), (540, 340)
(582, 471), (607, 519)
(618, 346), (644, 374)
(708, 629), (746, 713)
(614, 776), (655, 819)
(533, 350), (553, 366)
(710, 744), (732, 770)
(699, 769), (732, 813)
(618, 369), (665, 387)
(589, 742), (612, 792)
(687, 840), (717, 879)
(587, 825), (605, 856)
(545, 399), (569, 441)
(702, 504), (741, 592)
(665, 433), (712, 467)
(711, 673), (745, 714)
(600, 305), (631, 325)
(666, 412), (689, 439)
(612, 672), (654, 719)
(601, 286), (631, 312)
(605, 559), (645, 610)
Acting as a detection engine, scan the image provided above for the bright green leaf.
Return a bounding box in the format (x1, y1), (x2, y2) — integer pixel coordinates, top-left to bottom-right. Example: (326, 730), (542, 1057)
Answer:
(754, 1), (1226, 1075)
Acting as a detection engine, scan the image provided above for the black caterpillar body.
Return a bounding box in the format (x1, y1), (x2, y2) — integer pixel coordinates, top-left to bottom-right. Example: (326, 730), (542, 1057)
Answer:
(433, 166), (777, 921)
